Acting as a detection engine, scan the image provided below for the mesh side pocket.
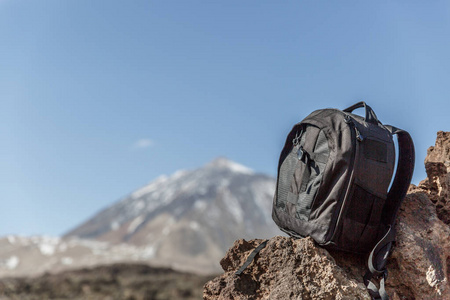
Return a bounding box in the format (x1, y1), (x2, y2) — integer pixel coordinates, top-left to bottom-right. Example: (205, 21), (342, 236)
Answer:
(295, 129), (329, 221)
(276, 145), (300, 209)
(296, 173), (322, 221)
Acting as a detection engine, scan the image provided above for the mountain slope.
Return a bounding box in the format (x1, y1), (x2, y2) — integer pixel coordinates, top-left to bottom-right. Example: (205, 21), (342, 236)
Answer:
(65, 157), (279, 274)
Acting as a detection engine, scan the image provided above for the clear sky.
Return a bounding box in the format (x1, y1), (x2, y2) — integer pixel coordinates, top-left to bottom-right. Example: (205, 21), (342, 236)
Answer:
(1, 1), (449, 237)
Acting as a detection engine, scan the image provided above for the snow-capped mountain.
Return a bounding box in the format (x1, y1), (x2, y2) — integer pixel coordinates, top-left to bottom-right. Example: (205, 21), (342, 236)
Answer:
(64, 157), (279, 274)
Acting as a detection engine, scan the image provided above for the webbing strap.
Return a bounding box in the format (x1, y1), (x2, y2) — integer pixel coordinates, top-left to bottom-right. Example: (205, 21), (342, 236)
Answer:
(299, 147), (311, 192)
(383, 125), (415, 225)
(235, 240), (268, 275)
(298, 147), (327, 192)
(367, 226), (395, 274)
(364, 226), (395, 300)
(364, 271), (388, 300)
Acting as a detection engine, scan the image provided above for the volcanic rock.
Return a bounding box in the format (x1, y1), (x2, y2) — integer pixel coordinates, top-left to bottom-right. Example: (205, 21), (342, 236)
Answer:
(418, 131), (450, 225)
(204, 237), (370, 300)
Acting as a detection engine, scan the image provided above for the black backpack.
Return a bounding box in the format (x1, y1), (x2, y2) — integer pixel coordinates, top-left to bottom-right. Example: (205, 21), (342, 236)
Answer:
(236, 102), (415, 300)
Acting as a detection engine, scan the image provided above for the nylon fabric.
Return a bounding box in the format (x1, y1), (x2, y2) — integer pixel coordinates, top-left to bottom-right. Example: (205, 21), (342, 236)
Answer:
(276, 145), (300, 209)
(296, 130), (329, 220)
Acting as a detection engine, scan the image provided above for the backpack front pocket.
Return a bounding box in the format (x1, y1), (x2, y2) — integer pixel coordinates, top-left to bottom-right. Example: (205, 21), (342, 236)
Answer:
(275, 125), (330, 223)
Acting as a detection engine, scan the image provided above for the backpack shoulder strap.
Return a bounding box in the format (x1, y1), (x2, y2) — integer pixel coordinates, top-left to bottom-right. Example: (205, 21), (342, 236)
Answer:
(382, 125), (415, 226)
(364, 125), (415, 300)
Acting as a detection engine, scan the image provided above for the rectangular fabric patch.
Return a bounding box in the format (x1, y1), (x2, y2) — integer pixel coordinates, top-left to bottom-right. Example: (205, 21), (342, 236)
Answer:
(364, 139), (387, 163)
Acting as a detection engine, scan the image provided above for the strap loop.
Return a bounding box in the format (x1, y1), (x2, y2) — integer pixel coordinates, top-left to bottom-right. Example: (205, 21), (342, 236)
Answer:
(364, 269), (389, 300)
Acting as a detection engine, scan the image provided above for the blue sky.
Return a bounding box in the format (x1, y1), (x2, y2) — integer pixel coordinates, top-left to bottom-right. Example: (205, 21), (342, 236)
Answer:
(1, 1), (449, 237)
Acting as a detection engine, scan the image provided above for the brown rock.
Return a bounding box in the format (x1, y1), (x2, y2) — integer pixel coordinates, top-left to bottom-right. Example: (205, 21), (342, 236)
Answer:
(205, 131), (450, 300)
(387, 190), (450, 299)
(204, 236), (371, 300)
(387, 131), (450, 298)
(418, 131), (450, 225)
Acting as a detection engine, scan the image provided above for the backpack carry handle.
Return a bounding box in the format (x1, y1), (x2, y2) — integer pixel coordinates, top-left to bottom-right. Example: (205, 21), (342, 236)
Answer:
(343, 101), (379, 125)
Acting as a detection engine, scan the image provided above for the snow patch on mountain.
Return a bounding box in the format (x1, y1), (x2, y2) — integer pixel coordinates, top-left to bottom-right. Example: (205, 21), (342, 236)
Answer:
(61, 257), (73, 265)
(205, 157), (254, 175)
(131, 175), (169, 199)
(110, 221), (120, 231)
(38, 236), (61, 256)
(4, 256), (19, 270)
(224, 191), (244, 223)
(128, 216), (144, 234)
(7, 236), (16, 244)
(189, 221), (200, 231)
(194, 200), (207, 211)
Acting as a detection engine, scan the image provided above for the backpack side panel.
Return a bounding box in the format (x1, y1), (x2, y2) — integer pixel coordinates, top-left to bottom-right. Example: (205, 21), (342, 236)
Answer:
(329, 116), (396, 253)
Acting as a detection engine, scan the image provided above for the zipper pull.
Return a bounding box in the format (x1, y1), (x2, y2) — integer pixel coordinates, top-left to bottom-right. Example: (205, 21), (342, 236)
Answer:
(344, 114), (352, 124)
(344, 114), (364, 142)
(355, 127), (364, 142)
(297, 146), (305, 160)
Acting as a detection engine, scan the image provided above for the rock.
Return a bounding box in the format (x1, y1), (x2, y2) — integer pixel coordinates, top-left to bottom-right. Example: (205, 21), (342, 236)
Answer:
(387, 190), (450, 299)
(387, 131), (450, 299)
(418, 131), (450, 225)
(204, 131), (450, 300)
(204, 237), (371, 300)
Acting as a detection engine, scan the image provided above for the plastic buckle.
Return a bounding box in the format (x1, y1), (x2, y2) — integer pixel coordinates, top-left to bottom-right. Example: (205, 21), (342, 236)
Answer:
(356, 132), (364, 142)
(355, 128), (364, 142)
(292, 130), (303, 146)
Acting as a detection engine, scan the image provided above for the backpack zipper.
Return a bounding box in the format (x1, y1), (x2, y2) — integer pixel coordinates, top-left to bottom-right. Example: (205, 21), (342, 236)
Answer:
(345, 114), (364, 141)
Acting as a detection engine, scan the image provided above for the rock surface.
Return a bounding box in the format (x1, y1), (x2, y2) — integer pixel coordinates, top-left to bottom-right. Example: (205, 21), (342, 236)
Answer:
(204, 132), (450, 299)
(204, 237), (371, 300)
(418, 131), (450, 225)
(387, 189), (450, 299)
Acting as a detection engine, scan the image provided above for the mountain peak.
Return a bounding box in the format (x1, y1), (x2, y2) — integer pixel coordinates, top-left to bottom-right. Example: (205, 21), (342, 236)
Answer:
(205, 157), (254, 175)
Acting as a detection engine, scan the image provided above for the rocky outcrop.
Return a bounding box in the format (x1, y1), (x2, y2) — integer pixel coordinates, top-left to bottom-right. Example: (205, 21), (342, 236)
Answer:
(387, 189), (450, 298)
(204, 131), (450, 300)
(204, 237), (371, 300)
(418, 131), (450, 225)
